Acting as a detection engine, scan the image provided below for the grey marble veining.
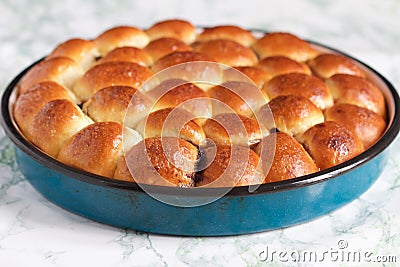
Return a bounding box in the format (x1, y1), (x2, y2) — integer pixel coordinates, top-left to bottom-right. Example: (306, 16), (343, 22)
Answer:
(0, 0), (399, 266)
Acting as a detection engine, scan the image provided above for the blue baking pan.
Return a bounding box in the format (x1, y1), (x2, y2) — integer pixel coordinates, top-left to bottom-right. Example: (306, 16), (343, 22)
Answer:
(1, 41), (399, 236)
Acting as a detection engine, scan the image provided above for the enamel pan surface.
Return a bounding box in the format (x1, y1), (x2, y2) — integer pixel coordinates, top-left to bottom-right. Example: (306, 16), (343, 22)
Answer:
(1, 40), (400, 236)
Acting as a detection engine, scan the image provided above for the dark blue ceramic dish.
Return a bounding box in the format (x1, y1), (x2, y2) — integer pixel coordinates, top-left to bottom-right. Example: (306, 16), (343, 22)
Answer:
(1, 41), (399, 236)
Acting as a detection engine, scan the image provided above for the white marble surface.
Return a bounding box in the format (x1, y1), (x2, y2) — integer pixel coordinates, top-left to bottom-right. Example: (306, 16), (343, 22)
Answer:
(1, 0), (400, 266)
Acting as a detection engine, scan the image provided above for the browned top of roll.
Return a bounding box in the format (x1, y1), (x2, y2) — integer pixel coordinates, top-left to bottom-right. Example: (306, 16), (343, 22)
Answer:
(203, 113), (261, 147)
(46, 38), (100, 71)
(197, 25), (256, 47)
(57, 122), (124, 177)
(325, 103), (386, 149)
(252, 32), (319, 61)
(73, 61), (153, 102)
(17, 57), (83, 95)
(98, 46), (153, 66)
(198, 145), (263, 187)
(254, 132), (318, 182)
(83, 85), (152, 129)
(259, 94), (324, 136)
(257, 56), (311, 78)
(144, 37), (193, 63)
(209, 81), (268, 117)
(14, 81), (74, 137)
(263, 73), (333, 109)
(326, 74), (386, 118)
(137, 107), (205, 146)
(223, 66), (270, 89)
(122, 137), (198, 186)
(146, 19), (196, 44)
(195, 39), (258, 66)
(308, 53), (366, 79)
(152, 51), (213, 73)
(298, 121), (364, 170)
(28, 99), (91, 158)
(94, 26), (149, 55)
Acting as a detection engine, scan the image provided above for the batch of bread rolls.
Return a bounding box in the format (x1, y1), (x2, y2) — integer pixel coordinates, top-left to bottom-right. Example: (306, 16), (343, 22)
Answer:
(13, 19), (387, 187)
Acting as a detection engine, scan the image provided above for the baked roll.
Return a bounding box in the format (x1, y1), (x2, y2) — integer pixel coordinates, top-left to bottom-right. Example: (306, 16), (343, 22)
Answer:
(326, 74), (386, 118)
(82, 85), (152, 129)
(308, 53), (366, 79)
(325, 103), (386, 149)
(198, 145), (263, 187)
(57, 122), (141, 177)
(46, 38), (100, 71)
(254, 132), (319, 182)
(223, 66), (270, 89)
(116, 137), (198, 186)
(252, 32), (319, 61)
(98, 46), (153, 66)
(94, 26), (149, 55)
(17, 57), (83, 95)
(257, 56), (311, 78)
(258, 95), (324, 136)
(208, 81), (268, 117)
(148, 80), (212, 120)
(197, 25), (256, 47)
(14, 81), (76, 137)
(203, 113), (262, 147)
(28, 99), (92, 157)
(146, 19), (196, 44)
(298, 121), (364, 170)
(195, 39), (258, 66)
(73, 61), (153, 102)
(144, 37), (193, 62)
(136, 107), (206, 146)
(263, 73), (333, 109)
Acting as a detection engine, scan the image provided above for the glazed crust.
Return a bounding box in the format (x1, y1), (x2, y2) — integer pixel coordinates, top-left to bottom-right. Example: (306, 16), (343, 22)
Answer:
(257, 56), (311, 78)
(298, 121), (364, 170)
(325, 103), (386, 149)
(197, 25), (256, 47)
(255, 132), (319, 182)
(263, 73), (333, 109)
(144, 37), (193, 62)
(98, 46), (153, 66)
(146, 19), (196, 44)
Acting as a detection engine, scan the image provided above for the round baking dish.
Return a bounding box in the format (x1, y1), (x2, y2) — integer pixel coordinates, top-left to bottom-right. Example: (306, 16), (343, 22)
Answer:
(1, 39), (399, 236)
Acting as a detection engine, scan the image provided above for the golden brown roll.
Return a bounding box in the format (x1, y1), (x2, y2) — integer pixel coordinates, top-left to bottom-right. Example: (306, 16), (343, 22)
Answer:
(258, 95), (324, 136)
(46, 38), (100, 71)
(137, 107), (205, 145)
(325, 103), (386, 149)
(308, 53), (366, 79)
(118, 137), (198, 186)
(298, 121), (364, 170)
(17, 57), (83, 95)
(94, 26), (149, 55)
(28, 99), (92, 158)
(198, 145), (263, 187)
(254, 132), (319, 182)
(252, 32), (319, 61)
(144, 37), (193, 62)
(197, 25), (256, 47)
(263, 73), (333, 109)
(223, 66), (270, 89)
(73, 61), (153, 102)
(326, 74), (386, 118)
(82, 85), (152, 129)
(14, 81), (75, 137)
(152, 51), (213, 72)
(203, 113), (261, 147)
(98, 46), (153, 66)
(57, 122), (125, 177)
(208, 81), (268, 117)
(257, 56), (311, 78)
(148, 80), (212, 120)
(195, 39), (258, 66)
(146, 19), (196, 44)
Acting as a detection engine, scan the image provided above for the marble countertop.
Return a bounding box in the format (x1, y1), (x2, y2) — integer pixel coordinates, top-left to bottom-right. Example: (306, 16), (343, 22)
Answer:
(1, 0), (400, 266)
